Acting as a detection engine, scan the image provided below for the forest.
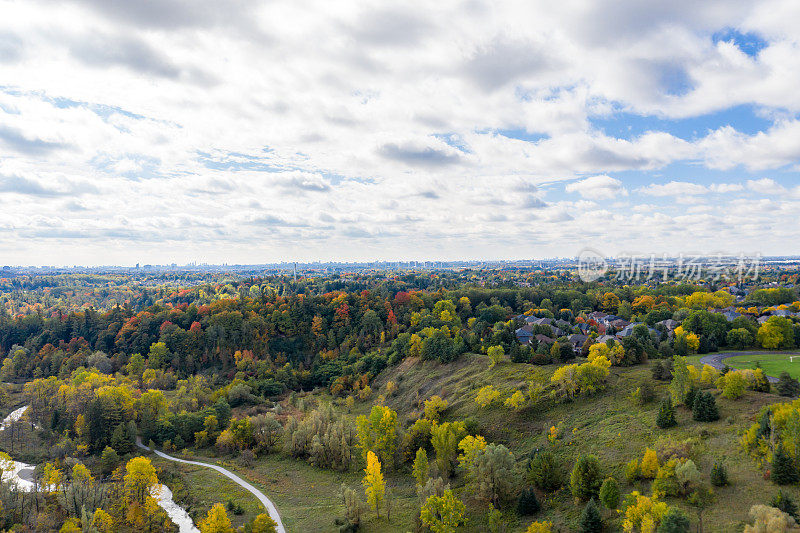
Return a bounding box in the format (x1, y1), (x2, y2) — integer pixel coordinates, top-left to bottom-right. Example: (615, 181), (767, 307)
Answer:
(1, 267), (800, 531)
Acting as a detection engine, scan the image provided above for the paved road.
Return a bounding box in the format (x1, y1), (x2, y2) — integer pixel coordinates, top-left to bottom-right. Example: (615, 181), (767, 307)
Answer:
(137, 438), (286, 533)
(699, 351), (781, 383)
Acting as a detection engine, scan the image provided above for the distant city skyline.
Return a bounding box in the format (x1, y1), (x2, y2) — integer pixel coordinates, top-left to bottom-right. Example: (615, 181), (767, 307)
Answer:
(1, 1), (800, 265)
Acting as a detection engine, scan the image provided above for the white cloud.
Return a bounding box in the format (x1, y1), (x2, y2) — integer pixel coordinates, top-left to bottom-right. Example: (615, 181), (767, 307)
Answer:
(746, 178), (787, 193)
(565, 175), (627, 199)
(0, 0), (799, 263)
(638, 181), (709, 196)
(709, 183), (744, 193)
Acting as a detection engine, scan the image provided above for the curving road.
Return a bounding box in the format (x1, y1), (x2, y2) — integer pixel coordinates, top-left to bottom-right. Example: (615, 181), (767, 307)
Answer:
(699, 351), (781, 383)
(137, 438), (286, 533)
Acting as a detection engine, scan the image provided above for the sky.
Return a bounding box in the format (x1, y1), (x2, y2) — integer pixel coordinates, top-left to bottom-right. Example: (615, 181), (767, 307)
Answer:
(1, 0), (800, 266)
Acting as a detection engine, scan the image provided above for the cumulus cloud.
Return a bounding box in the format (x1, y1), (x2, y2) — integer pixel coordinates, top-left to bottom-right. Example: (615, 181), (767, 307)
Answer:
(565, 175), (627, 199)
(0, 0), (798, 263)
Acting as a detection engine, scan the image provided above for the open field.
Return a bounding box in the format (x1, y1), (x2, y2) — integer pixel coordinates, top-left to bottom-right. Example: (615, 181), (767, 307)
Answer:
(723, 352), (800, 379)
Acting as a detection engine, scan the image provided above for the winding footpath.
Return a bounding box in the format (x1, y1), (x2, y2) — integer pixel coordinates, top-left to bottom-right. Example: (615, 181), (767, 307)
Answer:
(136, 438), (286, 533)
(699, 351), (782, 383)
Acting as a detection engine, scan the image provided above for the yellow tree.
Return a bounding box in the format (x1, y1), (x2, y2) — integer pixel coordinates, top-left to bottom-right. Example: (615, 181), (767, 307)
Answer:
(423, 396), (448, 422)
(475, 385), (501, 407)
(91, 509), (115, 533)
(458, 434), (487, 472)
(362, 451), (386, 518)
(124, 457), (158, 506)
(251, 513), (279, 533)
(356, 405), (398, 466)
(420, 489), (465, 533)
(199, 503), (235, 533)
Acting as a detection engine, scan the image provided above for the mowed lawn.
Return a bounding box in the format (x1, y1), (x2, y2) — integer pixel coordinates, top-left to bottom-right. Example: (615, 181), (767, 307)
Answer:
(724, 352), (800, 379)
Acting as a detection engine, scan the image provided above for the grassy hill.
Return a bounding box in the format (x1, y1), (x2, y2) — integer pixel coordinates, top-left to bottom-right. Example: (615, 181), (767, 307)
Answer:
(166, 353), (797, 532)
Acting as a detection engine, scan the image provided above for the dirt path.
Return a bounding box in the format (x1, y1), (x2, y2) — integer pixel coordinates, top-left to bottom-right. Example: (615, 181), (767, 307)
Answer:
(137, 438), (286, 533)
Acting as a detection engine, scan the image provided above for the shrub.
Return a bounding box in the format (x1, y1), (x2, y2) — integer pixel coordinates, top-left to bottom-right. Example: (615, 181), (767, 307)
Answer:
(638, 381), (656, 404)
(710, 461), (728, 487)
(656, 398), (677, 429)
(598, 478), (620, 509)
(578, 498), (603, 533)
(517, 487), (541, 516)
(771, 490), (800, 521)
(570, 455), (602, 501)
(624, 459), (640, 483)
(529, 451), (562, 492)
(777, 372), (800, 398)
(657, 507), (691, 533)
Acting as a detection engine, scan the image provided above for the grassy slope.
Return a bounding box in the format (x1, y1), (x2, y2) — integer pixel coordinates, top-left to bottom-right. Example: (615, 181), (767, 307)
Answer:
(356, 353), (799, 531)
(168, 353), (800, 531)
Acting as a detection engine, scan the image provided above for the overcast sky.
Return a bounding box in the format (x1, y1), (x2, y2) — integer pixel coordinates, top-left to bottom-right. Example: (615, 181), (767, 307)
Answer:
(1, 0), (800, 266)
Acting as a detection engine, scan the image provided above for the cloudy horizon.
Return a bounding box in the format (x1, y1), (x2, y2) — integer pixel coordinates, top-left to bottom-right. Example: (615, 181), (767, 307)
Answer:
(1, 0), (800, 266)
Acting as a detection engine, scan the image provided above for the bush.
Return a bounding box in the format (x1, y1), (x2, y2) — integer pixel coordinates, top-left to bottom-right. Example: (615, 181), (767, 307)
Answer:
(771, 490), (800, 521)
(692, 391), (719, 422)
(656, 398), (677, 429)
(657, 507), (690, 533)
(777, 372), (800, 398)
(529, 451), (563, 492)
(598, 478), (620, 509)
(652, 361), (671, 381)
(570, 455), (602, 501)
(710, 461), (729, 487)
(624, 459), (640, 483)
(578, 498), (603, 533)
(638, 381), (656, 405)
(517, 487), (541, 516)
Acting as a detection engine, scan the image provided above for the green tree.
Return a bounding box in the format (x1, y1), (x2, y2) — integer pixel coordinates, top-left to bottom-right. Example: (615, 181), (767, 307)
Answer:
(771, 443), (799, 485)
(656, 397), (676, 429)
(100, 446), (120, 476)
(726, 328), (753, 349)
(517, 487), (541, 516)
(420, 489), (466, 533)
(657, 507), (690, 533)
(570, 454), (602, 501)
(669, 355), (691, 406)
(431, 421), (466, 478)
(472, 443), (516, 507)
(578, 498), (603, 533)
(413, 448), (429, 487)
(598, 477), (620, 509)
(529, 451), (562, 492)
(710, 462), (728, 487)
(692, 391), (719, 422)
